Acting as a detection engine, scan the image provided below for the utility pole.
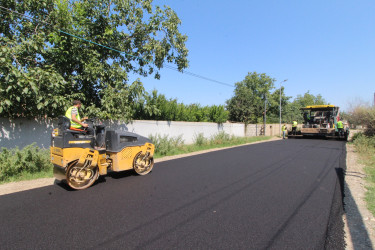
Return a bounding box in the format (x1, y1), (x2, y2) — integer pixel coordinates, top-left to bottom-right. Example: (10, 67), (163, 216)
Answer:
(264, 96), (267, 136)
(279, 79), (288, 136)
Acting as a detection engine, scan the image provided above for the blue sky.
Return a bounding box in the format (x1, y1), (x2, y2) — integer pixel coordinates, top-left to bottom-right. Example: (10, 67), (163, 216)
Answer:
(130, 0), (375, 111)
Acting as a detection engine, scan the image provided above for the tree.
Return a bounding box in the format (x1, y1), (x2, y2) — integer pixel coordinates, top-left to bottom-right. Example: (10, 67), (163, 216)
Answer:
(0, 0), (72, 118)
(226, 72), (287, 124)
(207, 105), (228, 124)
(134, 89), (228, 123)
(283, 91), (326, 123)
(266, 86), (290, 123)
(0, 0), (189, 121)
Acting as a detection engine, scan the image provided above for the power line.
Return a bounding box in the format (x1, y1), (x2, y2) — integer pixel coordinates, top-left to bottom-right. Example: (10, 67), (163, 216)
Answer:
(0, 5), (234, 88)
(163, 64), (234, 87)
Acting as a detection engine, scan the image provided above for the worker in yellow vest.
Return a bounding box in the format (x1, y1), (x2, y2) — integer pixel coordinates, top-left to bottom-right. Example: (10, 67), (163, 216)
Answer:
(65, 100), (94, 135)
(292, 120), (297, 135)
(337, 120), (344, 136)
(282, 124), (287, 139)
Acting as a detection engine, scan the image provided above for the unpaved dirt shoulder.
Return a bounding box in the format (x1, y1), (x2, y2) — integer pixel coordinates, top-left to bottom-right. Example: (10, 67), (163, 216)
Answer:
(0, 137), (281, 196)
(0, 178), (56, 196)
(344, 144), (375, 249)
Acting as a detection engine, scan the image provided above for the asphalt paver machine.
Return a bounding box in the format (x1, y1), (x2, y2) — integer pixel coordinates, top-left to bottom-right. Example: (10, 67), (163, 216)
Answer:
(51, 117), (155, 189)
(288, 105), (349, 140)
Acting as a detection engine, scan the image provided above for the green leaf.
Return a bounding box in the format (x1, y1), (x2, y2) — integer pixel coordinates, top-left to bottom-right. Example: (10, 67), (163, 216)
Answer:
(30, 83), (38, 94)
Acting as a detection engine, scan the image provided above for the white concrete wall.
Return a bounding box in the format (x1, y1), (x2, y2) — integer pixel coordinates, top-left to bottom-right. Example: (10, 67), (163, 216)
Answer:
(124, 120), (245, 144)
(0, 118), (250, 148)
(0, 117), (56, 149)
(0, 118), (283, 149)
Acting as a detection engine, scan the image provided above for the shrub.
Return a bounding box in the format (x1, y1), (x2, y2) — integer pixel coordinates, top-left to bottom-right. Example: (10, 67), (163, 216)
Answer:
(193, 133), (208, 146)
(353, 132), (375, 154)
(351, 131), (364, 141)
(149, 134), (184, 156)
(348, 105), (375, 136)
(0, 144), (52, 182)
(210, 131), (231, 145)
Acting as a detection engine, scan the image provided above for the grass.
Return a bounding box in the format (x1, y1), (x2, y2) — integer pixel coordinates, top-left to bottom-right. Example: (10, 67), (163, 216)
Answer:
(1, 171), (53, 184)
(363, 153), (375, 214)
(0, 134), (274, 185)
(352, 133), (375, 216)
(150, 132), (273, 158)
(159, 136), (271, 158)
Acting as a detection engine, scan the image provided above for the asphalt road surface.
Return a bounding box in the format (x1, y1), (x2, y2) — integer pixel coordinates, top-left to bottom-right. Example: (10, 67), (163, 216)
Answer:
(0, 139), (346, 249)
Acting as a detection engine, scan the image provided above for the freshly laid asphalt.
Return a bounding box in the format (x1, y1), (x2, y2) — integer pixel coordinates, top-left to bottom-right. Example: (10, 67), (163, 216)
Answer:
(0, 139), (346, 249)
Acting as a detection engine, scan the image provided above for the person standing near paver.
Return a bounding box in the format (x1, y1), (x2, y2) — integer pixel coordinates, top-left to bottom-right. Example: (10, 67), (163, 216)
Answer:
(337, 120), (344, 136)
(292, 120), (298, 135)
(282, 124), (287, 139)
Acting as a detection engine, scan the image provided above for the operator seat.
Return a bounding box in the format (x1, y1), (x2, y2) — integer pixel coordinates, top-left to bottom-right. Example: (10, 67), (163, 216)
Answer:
(54, 116), (94, 149)
(58, 116), (87, 134)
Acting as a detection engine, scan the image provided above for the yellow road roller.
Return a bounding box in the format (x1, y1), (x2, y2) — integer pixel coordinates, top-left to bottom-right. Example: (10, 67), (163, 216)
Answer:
(51, 117), (155, 190)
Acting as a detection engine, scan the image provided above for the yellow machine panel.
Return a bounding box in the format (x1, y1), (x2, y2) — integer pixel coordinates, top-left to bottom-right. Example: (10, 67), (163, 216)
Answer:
(304, 105), (335, 109)
(301, 128), (336, 134)
(51, 147), (88, 168)
(98, 153), (108, 175)
(109, 143), (154, 172)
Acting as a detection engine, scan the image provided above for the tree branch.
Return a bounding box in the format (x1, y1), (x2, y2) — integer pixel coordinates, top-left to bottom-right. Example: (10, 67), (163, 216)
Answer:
(11, 54), (22, 68)
(107, 0), (113, 18)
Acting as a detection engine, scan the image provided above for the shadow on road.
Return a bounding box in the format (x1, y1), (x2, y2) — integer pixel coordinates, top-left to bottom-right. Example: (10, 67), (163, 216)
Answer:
(53, 169), (138, 191)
